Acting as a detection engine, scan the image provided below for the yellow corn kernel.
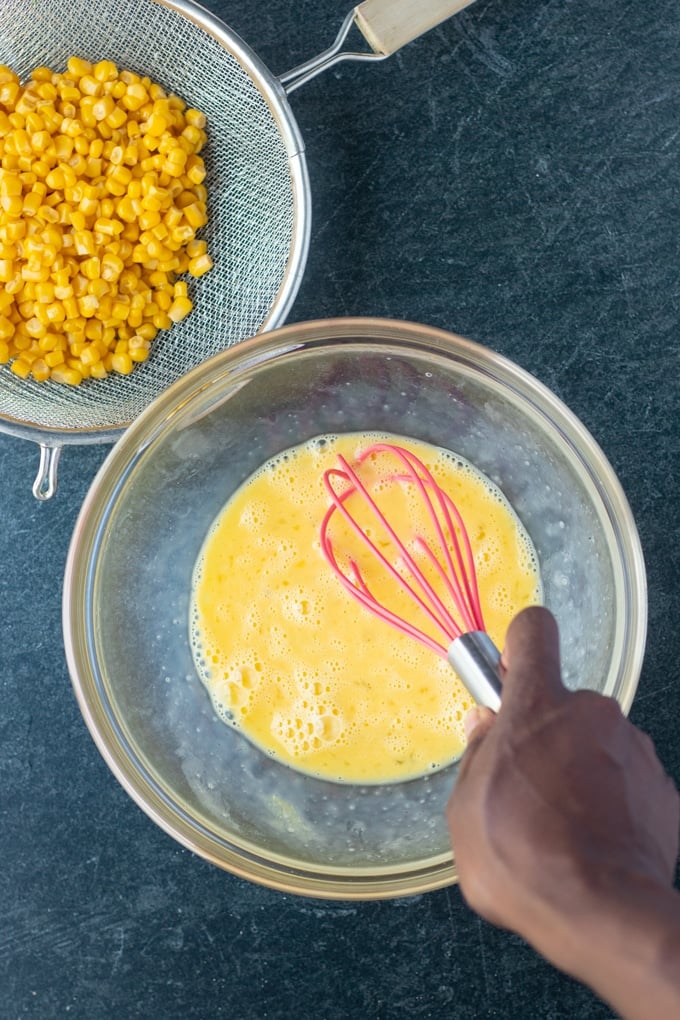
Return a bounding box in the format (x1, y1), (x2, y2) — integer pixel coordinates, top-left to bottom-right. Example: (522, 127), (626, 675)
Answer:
(106, 106), (127, 130)
(69, 208), (86, 231)
(34, 281), (55, 303)
(90, 94), (114, 122)
(73, 135), (89, 157)
(94, 60), (118, 83)
(188, 253), (213, 278)
(10, 357), (31, 378)
(0, 340), (10, 362)
(78, 294), (99, 317)
(88, 360), (107, 379)
(167, 295), (192, 322)
(61, 117), (84, 138)
(0, 81), (20, 107)
(13, 129), (32, 155)
(67, 57), (93, 78)
(136, 322), (157, 341)
(12, 333), (32, 352)
(29, 66), (51, 82)
(45, 167), (66, 190)
(138, 209), (161, 230)
(154, 289), (171, 311)
(111, 351), (133, 374)
(31, 357), (51, 381)
(185, 155), (206, 185)
(53, 267), (71, 287)
(24, 315), (47, 337)
(185, 109), (206, 129)
(5, 272), (23, 294)
(73, 229), (95, 256)
(0, 314), (15, 339)
(129, 343), (150, 363)
(78, 189), (99, 217)
(37, 205), (59, 224)
(45, 348), (65, 367)
(22, 191), (42, 216)
(45, 302), (67, 323)
(84, 156), (103, 177)
(79, 75), (103, 98)
(93, 217), (123, 237)
(122, 83), (148, 112)
(150, 222), (168, 242)
(182, 202), (207, 230)
(165, 145), (187, 166)
(151, 310), (171, 330)
(87, 278), (109, 300)
(23, 106), (43, 129)
(79, 342), (102, 365)
(38, 333), (59, 352)
(21, 263), (50, 282)
(30, 130), (52, 153)
(62, 296), (79, 320)
(0, 194), (21, 216)
(51, 364), (82, 385)
(7, 112), (25, 131)
(54, 135), (74, 160)
(169, 224), (194, 248)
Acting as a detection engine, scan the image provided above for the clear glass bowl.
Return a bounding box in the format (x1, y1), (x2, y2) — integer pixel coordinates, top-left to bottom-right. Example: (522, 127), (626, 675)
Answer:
(63, 318), (647, 899)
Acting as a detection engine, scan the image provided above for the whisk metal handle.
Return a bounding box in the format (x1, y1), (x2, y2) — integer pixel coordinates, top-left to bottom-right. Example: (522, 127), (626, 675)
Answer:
(447, 632), (502, 712)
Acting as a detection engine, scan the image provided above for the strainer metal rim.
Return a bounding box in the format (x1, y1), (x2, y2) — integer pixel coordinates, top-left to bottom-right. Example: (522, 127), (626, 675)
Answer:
(0, 0), (311, 444)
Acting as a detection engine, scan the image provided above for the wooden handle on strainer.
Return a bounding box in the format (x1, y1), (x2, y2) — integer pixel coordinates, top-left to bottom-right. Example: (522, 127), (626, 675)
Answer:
(354, 0), (477, 56)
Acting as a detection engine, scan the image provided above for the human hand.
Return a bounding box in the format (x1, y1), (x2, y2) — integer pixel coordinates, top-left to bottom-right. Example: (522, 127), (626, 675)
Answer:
(447, 607), (680, 1013)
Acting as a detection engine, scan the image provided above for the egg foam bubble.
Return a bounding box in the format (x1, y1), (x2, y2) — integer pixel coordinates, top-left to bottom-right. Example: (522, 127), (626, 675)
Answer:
(190, 432), (542, 784)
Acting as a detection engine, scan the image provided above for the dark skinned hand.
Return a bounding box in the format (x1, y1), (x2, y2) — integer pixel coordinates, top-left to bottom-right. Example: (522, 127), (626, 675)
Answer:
(447, 606), (680, 1020)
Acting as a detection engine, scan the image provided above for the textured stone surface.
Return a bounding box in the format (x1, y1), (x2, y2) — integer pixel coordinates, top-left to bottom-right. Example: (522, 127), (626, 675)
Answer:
(2, 0), (679, 1016)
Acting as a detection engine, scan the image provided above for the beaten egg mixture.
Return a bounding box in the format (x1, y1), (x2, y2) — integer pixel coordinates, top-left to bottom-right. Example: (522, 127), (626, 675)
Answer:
(190, 433), (541, 783)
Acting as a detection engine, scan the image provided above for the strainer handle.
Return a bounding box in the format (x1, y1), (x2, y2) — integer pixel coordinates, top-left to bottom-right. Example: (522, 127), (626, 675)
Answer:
(280, 0), (476, 93)
(355, 0), (477, 56)
(32, 443), (62, 501)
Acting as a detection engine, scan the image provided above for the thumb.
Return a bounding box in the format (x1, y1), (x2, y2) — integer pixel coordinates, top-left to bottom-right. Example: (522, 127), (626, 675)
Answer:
(499, 606), (564, 716)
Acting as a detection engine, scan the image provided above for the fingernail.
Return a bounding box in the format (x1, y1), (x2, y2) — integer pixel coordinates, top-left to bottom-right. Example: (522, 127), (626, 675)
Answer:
(464, 706), (484, 740)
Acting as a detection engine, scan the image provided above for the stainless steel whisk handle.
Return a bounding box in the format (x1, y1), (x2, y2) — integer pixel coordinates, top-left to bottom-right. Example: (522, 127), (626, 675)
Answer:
(447, 632), (502, 712)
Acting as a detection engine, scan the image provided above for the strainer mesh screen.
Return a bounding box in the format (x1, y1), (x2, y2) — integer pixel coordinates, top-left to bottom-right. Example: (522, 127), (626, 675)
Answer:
(0, 0), (300, 432)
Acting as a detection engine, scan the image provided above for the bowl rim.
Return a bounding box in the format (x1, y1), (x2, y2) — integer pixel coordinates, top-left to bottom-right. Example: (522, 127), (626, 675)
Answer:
(62, 316), (648, 899)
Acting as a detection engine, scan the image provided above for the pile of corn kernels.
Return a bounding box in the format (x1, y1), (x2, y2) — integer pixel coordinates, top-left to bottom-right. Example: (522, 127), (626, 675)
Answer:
(0, 57), (213, 384)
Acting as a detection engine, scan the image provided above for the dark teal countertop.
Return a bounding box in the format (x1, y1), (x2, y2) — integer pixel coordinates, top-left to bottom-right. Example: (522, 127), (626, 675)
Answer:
(2, 1), (679, 1016)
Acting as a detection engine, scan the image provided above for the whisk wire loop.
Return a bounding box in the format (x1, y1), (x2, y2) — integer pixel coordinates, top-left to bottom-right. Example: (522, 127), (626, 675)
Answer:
(321, 460), (458, 647)
(320, 443), (487, 659)
(371, 443), (483, 631)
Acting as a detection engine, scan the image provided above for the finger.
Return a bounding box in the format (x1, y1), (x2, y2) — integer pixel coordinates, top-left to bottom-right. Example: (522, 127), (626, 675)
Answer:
(464, 705), (496, 742)
(499, 606), (564, 715)
(454, 706), (497, 786)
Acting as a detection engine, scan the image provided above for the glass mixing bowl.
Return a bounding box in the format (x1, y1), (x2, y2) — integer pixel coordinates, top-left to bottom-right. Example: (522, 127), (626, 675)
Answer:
(63, 318), (647, 899)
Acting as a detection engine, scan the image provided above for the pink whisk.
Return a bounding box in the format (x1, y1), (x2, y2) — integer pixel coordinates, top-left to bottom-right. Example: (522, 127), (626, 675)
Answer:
(320, 442), (502, 710)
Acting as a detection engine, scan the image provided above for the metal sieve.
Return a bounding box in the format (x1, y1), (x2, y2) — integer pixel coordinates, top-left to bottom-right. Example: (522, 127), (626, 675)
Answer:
(0, 0), (474, 497)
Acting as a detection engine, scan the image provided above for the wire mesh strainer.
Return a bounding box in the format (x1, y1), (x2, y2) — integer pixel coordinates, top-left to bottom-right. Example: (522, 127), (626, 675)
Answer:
(0, 0), (474, 496)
